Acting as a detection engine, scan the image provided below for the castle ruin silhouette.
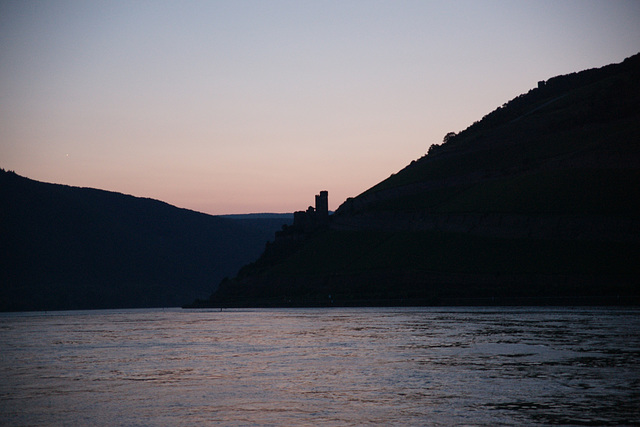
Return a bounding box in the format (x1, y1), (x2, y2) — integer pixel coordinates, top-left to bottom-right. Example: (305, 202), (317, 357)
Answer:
(292, 190), (328, 231)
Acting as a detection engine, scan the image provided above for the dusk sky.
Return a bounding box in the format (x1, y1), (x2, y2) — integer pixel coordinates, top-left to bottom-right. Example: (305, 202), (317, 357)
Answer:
(2, 1), (639, 214)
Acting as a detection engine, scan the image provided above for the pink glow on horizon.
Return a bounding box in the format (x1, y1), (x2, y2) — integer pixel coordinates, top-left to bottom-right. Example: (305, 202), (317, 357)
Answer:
(1, 1), (639, 215)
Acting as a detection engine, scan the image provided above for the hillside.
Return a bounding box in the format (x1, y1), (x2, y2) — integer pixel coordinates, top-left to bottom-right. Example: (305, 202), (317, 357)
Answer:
(0, 171), (291, 311)
(196, 53), (640, 307)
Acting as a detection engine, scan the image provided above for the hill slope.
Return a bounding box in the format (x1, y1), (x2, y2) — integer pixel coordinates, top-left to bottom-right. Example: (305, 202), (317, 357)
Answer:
(198, 53), (640, 307)
(0, 171), (290, 311)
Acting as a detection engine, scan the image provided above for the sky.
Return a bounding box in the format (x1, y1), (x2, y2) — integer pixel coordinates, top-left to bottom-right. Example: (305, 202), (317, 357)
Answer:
(1, 1), (639, 215)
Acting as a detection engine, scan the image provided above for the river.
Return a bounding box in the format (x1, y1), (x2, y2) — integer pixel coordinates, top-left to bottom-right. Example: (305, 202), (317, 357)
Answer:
(1, 307), (638, 425)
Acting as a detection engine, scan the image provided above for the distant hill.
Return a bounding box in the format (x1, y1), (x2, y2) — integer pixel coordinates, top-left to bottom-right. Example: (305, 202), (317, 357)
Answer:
(220, 214), (294, 239)
(195, 53), (640, 307)
(221, 213), (294, 220)
(0, 171), (291, 311)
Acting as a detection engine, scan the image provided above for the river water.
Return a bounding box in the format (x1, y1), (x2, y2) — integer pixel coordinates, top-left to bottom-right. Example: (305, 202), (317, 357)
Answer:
(1, 307), (638, 426)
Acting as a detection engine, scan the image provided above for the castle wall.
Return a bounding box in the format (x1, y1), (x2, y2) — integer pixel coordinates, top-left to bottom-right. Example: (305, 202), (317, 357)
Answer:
(292, 191), (329, 230)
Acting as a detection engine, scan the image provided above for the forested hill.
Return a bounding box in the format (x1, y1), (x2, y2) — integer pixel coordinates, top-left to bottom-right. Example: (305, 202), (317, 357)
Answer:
(340, 52), (640, 214)
(0, 170), (290, 311)
(196, 53), (640, 308)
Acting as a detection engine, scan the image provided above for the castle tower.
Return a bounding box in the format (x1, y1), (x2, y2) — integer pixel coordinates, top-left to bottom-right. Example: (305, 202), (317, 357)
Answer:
(315, 190), (328, 220)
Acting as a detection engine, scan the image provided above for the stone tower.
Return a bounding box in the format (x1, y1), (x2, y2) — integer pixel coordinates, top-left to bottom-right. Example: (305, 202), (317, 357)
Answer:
(315, 190), (328, 220)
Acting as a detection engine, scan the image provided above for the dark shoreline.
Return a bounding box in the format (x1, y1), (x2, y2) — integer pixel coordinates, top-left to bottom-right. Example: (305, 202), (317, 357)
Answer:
(185, 295), (640, 309)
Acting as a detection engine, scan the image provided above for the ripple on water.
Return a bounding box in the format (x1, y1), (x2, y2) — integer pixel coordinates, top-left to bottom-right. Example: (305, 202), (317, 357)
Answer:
(0, 307), (638, 426)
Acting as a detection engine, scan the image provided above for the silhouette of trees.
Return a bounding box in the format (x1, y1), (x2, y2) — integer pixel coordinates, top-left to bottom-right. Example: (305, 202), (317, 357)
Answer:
(427, 143), (440, 156)
(443, 132), (457, 144)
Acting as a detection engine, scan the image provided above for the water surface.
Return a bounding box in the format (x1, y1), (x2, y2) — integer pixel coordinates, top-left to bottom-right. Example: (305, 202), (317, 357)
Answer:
(1, 307), (638, 425)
